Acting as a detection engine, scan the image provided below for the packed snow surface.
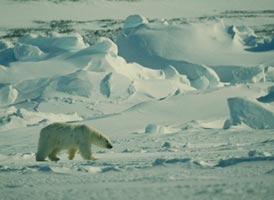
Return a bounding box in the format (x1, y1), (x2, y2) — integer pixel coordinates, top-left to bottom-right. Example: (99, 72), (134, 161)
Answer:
(1, 1), (274, 200)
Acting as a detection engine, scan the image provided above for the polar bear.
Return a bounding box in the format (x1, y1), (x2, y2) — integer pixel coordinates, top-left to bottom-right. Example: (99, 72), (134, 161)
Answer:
(36, 122), (113, 161)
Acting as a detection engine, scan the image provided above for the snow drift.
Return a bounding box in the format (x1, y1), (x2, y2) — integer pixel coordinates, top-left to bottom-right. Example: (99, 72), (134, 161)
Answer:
(117, 15), (274, 87)
(12, 36), (194, 102)
(118, 15), (225, 89)
(18, 32), (87, 53)
(0, 106), (82, 131)
(14, 43), (47, 61)
(0, 15), (273, 132)
(0, 33), (197, 130)
(0, 33), (87, 65)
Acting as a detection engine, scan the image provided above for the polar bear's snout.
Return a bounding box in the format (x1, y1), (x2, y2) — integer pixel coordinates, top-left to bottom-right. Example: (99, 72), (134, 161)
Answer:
(107, 143), (113, 149)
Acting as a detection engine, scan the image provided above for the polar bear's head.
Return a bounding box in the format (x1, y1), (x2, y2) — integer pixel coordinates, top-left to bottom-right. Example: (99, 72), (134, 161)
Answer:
(93, 133), (113, 149)
(84, 125), (113, 149)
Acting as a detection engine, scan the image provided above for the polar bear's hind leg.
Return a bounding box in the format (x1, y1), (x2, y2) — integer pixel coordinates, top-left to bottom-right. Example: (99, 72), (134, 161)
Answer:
(68, 148), (77, 160)
(48, 148), (61, 161)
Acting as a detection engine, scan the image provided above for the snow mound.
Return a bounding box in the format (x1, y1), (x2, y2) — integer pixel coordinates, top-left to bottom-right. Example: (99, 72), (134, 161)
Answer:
(232, 65), (266, 84)
(118, 18), (226, 89)
(0, 108), (82, 131)
(70, 37), (164, 79)
(228, 25), (257, 46)
(73, 37), (118, 57)
(190, 64), (221, 89)
(0, 84), (18, 106)
(14, 70), (127, 101)
(163, 65), (190, 84)
(13, 57), (192, 102)
(13, 69), (129, 101)
(18, 108), (82, 124)
(100, 72), (132, 99)
(145, 124), (165, 134)
(45, 70), (131, 99)
(66, 38), (194, 99)
(226, 97), (274, 129)
(15, 78), (52, 101)
(14, 43), (47, 61)
(0, 33), (87, 65)
(18, 32), (87, 53)
(118, 16), (274, 87)
(48, 70), (105, 98)
(119, 17), (234, 61)
(144, 123), (180, 134)
(118, 17), (232, 62)
(123, 14), (148, 30)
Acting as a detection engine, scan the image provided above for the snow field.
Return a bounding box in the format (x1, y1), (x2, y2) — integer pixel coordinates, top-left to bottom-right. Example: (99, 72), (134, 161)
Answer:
(1, 125), (274, 200)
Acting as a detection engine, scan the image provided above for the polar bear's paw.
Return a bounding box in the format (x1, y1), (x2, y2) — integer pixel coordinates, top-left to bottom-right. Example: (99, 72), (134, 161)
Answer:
(90, 156), (98, 160)
(49, 156), (60, 161)
(48, 148), (61, 161)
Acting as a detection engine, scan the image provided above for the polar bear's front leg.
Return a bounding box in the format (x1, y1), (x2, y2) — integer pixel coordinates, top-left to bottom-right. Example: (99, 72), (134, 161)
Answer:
(78, 142), (96, 160)
(36, 140), (53, 161)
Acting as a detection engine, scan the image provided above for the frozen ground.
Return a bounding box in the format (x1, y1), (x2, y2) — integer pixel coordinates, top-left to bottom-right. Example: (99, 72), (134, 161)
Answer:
(1, 0), (274, 200)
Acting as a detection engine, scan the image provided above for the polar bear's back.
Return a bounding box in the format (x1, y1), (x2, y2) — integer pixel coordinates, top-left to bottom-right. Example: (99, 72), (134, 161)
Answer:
(39, 122), (86, 148)
(41, 122), (76, 137)
(41, 122), (76, 133)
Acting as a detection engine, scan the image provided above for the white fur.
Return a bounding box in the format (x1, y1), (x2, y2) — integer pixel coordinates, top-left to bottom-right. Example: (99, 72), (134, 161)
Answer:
(36, 122), (113, 161)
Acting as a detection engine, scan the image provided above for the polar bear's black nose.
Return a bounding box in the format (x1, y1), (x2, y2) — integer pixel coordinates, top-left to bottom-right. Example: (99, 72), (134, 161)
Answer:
(107, 143), (113, 149)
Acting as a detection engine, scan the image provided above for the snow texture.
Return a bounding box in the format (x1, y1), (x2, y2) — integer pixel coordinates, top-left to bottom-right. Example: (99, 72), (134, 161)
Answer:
(1, 1), (274, 200)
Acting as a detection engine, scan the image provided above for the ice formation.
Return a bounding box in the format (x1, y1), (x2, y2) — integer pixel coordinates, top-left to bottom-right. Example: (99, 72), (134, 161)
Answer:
(14, 43), (47, 61)
(226, 97), (274, 129)
(0, 84), (18, 106)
